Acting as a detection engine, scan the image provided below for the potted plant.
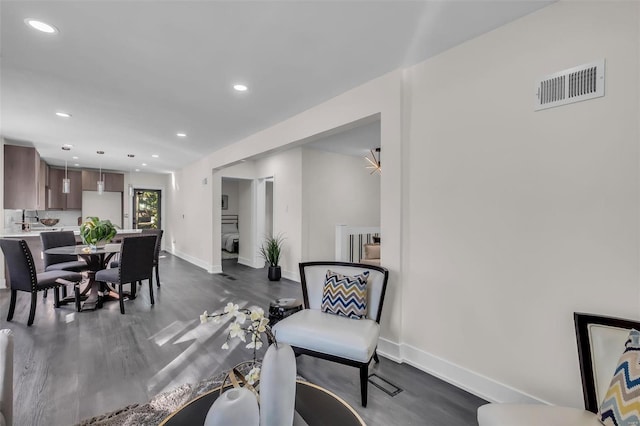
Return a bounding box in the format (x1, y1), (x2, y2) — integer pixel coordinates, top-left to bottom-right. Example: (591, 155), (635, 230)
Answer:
(259, 234), (285, 281)
(80, 216), (117, 250)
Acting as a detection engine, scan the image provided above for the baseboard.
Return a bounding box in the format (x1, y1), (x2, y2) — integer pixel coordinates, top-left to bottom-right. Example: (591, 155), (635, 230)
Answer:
(168, 249), (219, 274)
(282, 269), (299, 282)
(237, 257), (255, 268)
(377, 339), (549, 405)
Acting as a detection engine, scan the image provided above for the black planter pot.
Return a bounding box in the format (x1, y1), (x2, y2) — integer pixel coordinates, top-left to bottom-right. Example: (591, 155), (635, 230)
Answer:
(268, 266), (282, 281)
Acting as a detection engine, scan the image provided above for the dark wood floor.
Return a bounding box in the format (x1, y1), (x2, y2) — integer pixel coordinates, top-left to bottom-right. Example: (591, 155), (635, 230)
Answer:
(0, 254), (485, 425)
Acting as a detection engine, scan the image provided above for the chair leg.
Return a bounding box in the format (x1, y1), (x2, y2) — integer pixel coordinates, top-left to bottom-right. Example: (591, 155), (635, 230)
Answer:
(118, 284), (125, 314)
(360, 364), (369, 407)
(148, 279), (155, 305)
(155, 265), (160, 288)
(373, 352), (380, 363)
(61, 286), (67, 299)
(74, 285), (81, 312)
(28, 292), (37, 326)
(42, 289), (48, 299)
(53, 287), (61, 308)
(7, 290), (17, 322)
(130, 281), (137, 299)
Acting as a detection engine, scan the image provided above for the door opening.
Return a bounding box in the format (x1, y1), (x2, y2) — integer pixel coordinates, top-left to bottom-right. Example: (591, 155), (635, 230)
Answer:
(133, 189), (161, 229)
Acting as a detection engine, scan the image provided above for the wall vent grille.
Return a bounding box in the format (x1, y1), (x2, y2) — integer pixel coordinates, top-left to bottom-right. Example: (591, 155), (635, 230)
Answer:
(535, 59), (605, 111)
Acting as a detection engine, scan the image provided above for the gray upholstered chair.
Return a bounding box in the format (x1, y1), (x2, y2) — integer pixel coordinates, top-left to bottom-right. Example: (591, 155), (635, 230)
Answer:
(0, 329), (13, 426)
(95, 235), (156, 314)
(40, 231), (88, 300)
(0, 239), (83, 325)
(141, 229), (163, 287)
(477, 312), (640, 426)
(273, 261), (389, 407)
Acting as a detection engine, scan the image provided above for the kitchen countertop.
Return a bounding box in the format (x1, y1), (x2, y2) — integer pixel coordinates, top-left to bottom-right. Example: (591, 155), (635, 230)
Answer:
(0, 228), (142, 238)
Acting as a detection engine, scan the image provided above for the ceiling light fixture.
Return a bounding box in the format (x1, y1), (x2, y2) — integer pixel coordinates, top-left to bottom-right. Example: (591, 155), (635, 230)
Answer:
(365, 148), (381, 175)
(127, 154), (135, 197)
(141, 163), (147, 166)
(56, 112), (71, 118)
(233, 84), (248, 92)
(72, 156), (78, 160)
(25, 19), (58, 34)
(176, 132), (187, 138)
(151, 154), (159, 158)
(97, 151), (105, 195)
(61, 146), (71, 194)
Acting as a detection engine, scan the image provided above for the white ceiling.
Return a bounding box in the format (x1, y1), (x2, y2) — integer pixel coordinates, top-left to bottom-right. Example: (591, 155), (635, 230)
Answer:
(0, 0), (552, 174)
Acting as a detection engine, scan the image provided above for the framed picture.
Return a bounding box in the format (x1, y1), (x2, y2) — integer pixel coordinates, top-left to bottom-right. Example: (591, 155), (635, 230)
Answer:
(222, 195), (229, 210)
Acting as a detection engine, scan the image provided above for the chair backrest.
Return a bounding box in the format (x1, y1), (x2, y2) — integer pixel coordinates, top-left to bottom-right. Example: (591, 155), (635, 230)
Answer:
(118, 235), (156, 283)
(0, 329), (13, 426)
(40, 231), (78, 267)
(574, 312), (640, 412)
(299, 261), (389, 322)
(141, 229), (163, 262)
(0, 239), (37, 292)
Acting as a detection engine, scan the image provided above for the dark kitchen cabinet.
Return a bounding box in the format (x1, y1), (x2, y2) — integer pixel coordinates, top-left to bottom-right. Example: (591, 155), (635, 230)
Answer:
(4, 145), (44, 210)
(81, 170), (123, 192)
(47, 168), (82, 210)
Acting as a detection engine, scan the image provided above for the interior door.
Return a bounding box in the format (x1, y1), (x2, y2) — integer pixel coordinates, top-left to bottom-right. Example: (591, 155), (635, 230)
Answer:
(133, 189), (161, 229)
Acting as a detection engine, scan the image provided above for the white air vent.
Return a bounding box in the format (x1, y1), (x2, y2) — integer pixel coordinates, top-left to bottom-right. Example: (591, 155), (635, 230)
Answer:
(535, 59), (605, 111)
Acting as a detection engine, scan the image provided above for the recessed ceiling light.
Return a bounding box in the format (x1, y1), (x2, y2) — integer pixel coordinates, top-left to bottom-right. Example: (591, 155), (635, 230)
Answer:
(151, 154), (159, 158)
(233, 84), (248, 92)
(62, 143), (73, 148)
(142, 163), (147, 166)
(56, 112), (71, 118)
(135, 168), (140, 172)
(74, 163), (80, 167)
(72, 156), (78, 160)
(25, 19), (59, 34)
(176, 132), (187, 138)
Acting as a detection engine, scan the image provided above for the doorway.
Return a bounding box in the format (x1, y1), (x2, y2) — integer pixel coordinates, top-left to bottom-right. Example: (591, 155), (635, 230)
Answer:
(133, 189), (161, 229)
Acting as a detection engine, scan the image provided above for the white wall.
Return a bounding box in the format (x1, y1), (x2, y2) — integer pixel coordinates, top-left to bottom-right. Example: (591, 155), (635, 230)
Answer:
(301, 148), (380, 260)
(237, 179), (254, 265)
(0, 138), (4, 287)
(403, 0), (639, 407)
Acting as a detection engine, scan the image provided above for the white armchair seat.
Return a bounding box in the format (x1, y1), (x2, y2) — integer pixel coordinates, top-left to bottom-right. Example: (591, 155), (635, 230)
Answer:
(477, 403), (601, 426)
(273, 309), (380, 363)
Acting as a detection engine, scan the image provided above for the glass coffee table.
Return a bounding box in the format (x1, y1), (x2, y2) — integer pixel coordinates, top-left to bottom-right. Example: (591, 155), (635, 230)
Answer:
(160, 380), (365, 425)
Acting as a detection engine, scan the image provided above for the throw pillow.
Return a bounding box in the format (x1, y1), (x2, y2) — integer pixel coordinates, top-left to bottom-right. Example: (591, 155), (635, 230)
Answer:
(599, 329), (640, 426)
(321, 270), (368, 319)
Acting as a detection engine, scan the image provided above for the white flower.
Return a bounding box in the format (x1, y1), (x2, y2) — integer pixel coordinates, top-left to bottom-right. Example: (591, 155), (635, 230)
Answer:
(234, 311), (247, 325)
(246, 333), (263, 350)
(246, 366), (260, 385)
(212, 315), (223, 324)
(221, 341), (229, 350)
(199, 311), (209, 324)
(250, 307), (264, 322)
(229, 322), (246, 342)
(224, 303), (239, 316)
(257, 317), (269, 333)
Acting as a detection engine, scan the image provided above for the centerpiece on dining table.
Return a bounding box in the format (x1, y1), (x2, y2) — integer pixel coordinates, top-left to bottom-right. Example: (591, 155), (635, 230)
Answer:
(80, 216), (117, 251)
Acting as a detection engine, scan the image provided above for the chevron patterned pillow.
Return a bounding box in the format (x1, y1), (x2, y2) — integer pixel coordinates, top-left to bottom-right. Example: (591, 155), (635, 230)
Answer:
(599, 329), (640, 426)
(320, 270), (369, 319)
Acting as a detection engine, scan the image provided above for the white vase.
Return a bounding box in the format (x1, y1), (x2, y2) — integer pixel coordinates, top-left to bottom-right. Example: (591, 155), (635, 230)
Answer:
(259, 343), (297, 426)
(204, 387), (259, 426)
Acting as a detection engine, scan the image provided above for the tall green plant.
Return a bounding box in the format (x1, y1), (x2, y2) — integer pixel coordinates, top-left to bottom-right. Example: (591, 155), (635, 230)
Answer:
(258, 234), (285, 267)
(80, 217), (117, 246)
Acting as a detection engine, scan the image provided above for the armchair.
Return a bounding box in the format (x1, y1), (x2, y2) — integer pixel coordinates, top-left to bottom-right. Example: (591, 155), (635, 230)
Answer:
(478, 312), (640, 426)
(272, 261), (389, 407)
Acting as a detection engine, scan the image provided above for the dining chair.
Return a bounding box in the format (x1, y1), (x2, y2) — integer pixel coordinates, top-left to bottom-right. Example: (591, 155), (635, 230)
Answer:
(40, 231), (88, 299)
(95, 235), (156, 314)
(272, 261), (389, 407)
(0, 239), (83, 325)
(141, 229), (163, 287)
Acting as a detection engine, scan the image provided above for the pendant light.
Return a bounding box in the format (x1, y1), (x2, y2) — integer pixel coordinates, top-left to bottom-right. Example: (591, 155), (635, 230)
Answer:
(61, 145), (71, 193)
(127, 154), (135, 197)
(62, 160), (70, 194)
(97, 151), (105, 195)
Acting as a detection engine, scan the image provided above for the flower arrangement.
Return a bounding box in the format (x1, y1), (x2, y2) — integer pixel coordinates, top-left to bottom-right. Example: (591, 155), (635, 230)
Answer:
(200, 303), (274, 385)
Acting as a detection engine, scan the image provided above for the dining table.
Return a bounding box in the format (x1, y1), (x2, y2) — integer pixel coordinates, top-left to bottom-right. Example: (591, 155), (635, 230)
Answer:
(43, 243), (122, 311)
